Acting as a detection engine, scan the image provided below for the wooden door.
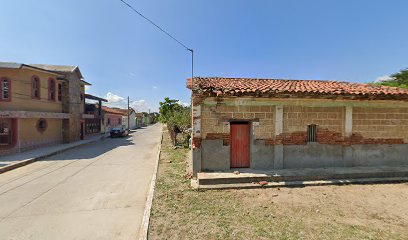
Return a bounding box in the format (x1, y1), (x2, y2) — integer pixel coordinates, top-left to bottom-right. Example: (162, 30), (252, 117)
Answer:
(0, 119), (12, 146)
(230, 122), (250, 168)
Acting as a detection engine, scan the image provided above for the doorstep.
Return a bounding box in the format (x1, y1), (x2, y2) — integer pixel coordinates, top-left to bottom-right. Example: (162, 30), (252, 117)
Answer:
(194, 165), (408, 189)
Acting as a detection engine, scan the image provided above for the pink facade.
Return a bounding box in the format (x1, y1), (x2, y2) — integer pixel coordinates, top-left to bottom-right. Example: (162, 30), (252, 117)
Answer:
(105, 113), (122, 130)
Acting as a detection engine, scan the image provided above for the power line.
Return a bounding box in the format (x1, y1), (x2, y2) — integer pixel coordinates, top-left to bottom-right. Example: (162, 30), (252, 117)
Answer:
(118, 0), (191, 51)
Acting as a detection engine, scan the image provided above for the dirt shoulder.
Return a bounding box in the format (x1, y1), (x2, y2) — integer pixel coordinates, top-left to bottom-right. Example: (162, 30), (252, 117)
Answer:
(148, 129), (408, 240)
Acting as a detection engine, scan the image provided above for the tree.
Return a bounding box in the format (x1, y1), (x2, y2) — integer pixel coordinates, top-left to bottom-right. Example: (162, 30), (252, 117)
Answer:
(158, 97), (191, 146)
(377, 68), (408, 89)
(166, 107), (191, 146)
(159, 97), (183, 123)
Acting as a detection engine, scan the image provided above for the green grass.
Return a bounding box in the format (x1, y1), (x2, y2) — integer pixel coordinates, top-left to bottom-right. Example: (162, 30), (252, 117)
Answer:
(148, 129), (408, 240)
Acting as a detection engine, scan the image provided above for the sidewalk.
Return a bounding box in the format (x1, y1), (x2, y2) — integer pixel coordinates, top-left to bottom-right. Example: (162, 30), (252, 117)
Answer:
(0, 135), (104, 174)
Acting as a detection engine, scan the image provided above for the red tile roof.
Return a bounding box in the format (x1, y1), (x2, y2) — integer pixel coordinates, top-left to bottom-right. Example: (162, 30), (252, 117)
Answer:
(101, 106), (126, 116)
(187, 77), (408, 100)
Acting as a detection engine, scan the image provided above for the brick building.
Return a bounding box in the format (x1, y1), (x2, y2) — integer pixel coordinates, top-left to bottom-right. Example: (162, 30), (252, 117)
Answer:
(187, 77), (408, 176)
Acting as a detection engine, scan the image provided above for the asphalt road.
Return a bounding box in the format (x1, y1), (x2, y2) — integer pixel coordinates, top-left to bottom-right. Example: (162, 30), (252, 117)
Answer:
(0, 124), (162, 240)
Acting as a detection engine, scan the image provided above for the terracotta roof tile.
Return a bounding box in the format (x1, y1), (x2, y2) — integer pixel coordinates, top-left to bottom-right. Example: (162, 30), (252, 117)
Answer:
(187, 77), (408, 100)
(102, 106), (126, 115)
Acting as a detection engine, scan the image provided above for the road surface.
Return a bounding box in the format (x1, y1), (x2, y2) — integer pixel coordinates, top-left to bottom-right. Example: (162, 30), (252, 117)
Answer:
(0, 124), (162, 240)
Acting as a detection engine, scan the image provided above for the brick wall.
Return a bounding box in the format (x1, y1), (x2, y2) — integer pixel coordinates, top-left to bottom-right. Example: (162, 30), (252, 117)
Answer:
(353, 107), (408, 142)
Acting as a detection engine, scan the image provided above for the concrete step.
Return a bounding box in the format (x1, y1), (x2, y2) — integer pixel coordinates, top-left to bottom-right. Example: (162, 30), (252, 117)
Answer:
(193, 177), (408, 190)
(197, 166), (408, 186)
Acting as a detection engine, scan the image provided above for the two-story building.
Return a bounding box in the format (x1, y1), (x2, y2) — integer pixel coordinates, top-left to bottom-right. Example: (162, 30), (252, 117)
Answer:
(0, 62), (104, 155)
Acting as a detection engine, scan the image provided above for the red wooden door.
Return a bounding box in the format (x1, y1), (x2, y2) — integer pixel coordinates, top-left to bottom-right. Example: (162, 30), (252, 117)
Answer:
(230, 122), (250, 168)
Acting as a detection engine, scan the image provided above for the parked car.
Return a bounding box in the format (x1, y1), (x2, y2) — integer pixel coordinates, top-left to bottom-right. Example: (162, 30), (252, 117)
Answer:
(110, 126), (129, 137)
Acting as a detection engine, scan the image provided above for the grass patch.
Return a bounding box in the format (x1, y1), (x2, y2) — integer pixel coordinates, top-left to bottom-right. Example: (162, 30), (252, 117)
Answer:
(148, 129), (408, 240)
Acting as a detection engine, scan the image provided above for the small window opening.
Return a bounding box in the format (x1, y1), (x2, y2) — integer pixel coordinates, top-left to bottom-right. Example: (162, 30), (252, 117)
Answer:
(36, 119), (48, 133)
(307, 124), (317, 142)
(58, 83), (62, 101)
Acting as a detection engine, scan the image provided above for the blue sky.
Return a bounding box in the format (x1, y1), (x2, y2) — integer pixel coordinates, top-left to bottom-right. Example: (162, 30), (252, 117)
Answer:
(1, 0), (408, 111)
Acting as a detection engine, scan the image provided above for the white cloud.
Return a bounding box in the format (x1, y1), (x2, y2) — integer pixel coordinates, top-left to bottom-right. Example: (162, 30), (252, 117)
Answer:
(105, 92), (124, 103)
(178, 100), (190, 107)
(152, 86), (158, 89)
(129, 72), (136, 77)
(130, 99), (148, 112)
(103, 92), (155, 112)
(375, 75), (394, 83)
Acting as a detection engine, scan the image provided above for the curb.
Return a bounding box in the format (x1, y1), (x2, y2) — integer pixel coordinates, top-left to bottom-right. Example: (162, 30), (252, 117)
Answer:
(0, 136), (105, 175)
(139, 129), (163, 240)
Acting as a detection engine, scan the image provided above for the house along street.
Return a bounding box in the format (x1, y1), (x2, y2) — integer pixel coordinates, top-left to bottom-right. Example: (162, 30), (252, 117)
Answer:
(0, 124), (162, 240)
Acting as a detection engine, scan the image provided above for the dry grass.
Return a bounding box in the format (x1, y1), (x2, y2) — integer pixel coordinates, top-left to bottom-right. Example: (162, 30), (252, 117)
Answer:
(148, 130), (408, 240)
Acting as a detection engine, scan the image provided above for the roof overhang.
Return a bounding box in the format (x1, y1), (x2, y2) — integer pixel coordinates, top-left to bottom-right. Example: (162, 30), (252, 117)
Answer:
(0, 62), (64, 77)
(85, 94), (107, 102)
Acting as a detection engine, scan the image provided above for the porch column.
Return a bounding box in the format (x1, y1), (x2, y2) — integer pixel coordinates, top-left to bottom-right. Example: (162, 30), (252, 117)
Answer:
(274, 105), (284, 169)
(191, 97), (202, 177)
(343, 106), (353, 166)
(345, 105), (353, 136)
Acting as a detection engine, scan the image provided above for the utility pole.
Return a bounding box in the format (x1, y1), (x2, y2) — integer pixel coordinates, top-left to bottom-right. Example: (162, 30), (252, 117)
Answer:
(127, 96), (130, 131)
(188, 49), (194, 81)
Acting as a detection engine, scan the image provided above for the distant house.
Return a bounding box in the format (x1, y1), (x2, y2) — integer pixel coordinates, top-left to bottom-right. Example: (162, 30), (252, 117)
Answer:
(113, 107), (136, 129)
(0, 61), (105, 155)
(135, 113), (144, 128)
(102, 106), (124, 132)
(187, 77), (408, 177)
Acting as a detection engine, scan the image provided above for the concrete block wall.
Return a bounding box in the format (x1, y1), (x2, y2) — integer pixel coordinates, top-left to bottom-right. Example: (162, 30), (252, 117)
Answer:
(193, 97), (408, 173)
(283, 106), (344, 134)
(353, 107), (408, 142)
(201, 104), (275, 141)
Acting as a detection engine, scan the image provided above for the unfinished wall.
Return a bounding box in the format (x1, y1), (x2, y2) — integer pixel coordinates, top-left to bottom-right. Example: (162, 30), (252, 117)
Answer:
(353, 107), (408, 143)
(201, 104), (275, 140)
(195, 97), (408, 173)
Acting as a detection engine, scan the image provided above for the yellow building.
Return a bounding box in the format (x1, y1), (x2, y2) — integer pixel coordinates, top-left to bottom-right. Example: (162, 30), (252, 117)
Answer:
(0, 62), (104, 155)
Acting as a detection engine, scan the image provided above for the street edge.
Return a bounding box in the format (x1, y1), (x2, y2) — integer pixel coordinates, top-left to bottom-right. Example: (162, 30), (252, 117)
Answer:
(139, 127), (163, 240)
(0, 136), (105, 175)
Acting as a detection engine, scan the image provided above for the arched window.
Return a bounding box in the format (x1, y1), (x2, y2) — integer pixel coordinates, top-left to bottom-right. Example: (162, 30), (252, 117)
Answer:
(48, 78), (56, 101)
(1, 78), (10, 101)
(31, 76), (40, 99)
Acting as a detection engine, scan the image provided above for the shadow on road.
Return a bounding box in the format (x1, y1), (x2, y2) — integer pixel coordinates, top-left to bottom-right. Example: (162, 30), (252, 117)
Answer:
(41, 134), (135, 162)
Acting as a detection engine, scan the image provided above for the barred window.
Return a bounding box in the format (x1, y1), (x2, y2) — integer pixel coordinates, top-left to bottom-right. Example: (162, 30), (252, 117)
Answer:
(1, 79), (10, 100)
(307, 124), (317, 142)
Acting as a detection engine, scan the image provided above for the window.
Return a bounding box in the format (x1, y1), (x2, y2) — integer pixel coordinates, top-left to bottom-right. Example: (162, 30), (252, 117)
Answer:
(48, 78), (56, 101)
(31, 76), (40, 99)
(107, 118), (111, 126)
(58, 83), (62, 101)
(118, 118), (122, 125)
(307, 124), (317, 142)
(36, 119), (47, 132)
(1, 78), (10, 101)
